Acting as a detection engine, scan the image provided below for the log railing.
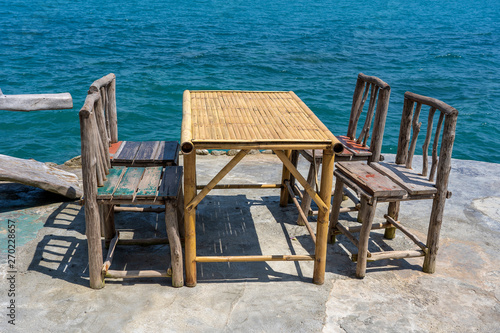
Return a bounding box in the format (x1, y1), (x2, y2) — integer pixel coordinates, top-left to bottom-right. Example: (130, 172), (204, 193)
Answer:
(0, 88), (73, 111)
(88, 73), (118, 144)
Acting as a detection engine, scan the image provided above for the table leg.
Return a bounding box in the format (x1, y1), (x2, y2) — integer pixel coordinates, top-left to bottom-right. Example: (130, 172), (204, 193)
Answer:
(313, 148), (334, 285)
(184, 152), (197, 287)
(280, 150), (292, 207)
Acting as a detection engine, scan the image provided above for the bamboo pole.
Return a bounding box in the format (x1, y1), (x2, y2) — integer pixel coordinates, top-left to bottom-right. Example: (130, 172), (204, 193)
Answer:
(183, 151), (197, 287)
(195, 255), (315, 262)
(105, 270), (169, 278)
(285, 180), (316, 244)
(186, 149), (249, 211)
(274, 150), (328, 213)
(313, 148), (334, 285)
(181, 90), (194, 154)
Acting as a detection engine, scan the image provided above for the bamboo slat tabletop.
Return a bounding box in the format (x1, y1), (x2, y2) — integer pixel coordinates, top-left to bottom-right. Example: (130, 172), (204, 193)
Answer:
(182, 91), (338, 151)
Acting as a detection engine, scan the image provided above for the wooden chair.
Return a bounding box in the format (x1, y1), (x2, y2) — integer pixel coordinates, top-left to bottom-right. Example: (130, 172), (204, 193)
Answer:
(296, 73), (391, 225)
(329, 92), (458, 278)
(79, 88), (184, 289)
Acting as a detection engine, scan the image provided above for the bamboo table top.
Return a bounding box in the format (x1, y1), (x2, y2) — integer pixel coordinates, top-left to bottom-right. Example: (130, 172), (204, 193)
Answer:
(181, 90), (339, 153)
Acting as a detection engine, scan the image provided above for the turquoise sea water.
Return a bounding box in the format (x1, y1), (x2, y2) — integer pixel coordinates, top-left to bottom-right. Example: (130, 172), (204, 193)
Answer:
(1, 0), (499, 164)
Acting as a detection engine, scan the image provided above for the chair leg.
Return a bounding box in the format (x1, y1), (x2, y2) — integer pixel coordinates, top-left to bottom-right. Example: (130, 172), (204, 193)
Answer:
(356, 196), (377, 279)
(423, 196), (446, 274)
(101, 204), (116, 247)
(297, 160), (319, 226)
(384, 202), (399, 239)
(165, 200), (184, 287)
(328, 178), (345, 243)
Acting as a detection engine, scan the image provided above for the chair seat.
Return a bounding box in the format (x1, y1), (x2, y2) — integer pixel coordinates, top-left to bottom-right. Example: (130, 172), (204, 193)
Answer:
(110, 141), (179, 166)
(97, 166), (182, 202)
(370, 162), (437, 196)
(336, 161), (407, 199)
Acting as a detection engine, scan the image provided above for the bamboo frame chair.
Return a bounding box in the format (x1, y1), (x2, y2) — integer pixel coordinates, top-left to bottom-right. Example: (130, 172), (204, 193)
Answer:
(79, 88), (184, 289)
(329, 92), (458, 278)
(296, 73), (391, 225)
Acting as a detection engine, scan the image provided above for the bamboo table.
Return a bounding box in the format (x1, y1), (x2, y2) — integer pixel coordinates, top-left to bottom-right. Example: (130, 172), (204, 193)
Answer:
(180, 90), (343, 286)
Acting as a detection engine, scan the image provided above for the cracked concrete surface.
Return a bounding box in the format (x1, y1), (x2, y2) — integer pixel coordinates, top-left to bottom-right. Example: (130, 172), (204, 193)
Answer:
(0, 154), (499, 332)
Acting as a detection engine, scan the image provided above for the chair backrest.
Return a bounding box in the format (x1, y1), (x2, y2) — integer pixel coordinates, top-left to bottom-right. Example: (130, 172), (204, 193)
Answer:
(79, 88), (112, 195)
(347, 73), (391, 162)
(395, 92), (458, 189)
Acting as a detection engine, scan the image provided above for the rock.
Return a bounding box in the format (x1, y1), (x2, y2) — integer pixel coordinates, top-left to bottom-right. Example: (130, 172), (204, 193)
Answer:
(197, 149), (210, 155)
(211, 150), (226, 156)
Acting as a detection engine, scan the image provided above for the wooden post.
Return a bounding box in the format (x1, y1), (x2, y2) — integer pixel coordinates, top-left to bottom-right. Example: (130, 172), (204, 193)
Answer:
(165, 200), (183, 287)
(313, 148), (334, 285)
(395, 98), (415, 164)
(328, 178), (345, 243)
(384, 202), (399, 239)
(296, 160), (319, 226)
(423, 113), (457, 273)
(356, 196), (377, 279)
(369, 87), (390, 163)
(279, 150), (292, 207)
(347, 78), (366, 139)
(184, 151), (197, 287)
(79, 110), (105, 289)
(107, 79), (118, 143)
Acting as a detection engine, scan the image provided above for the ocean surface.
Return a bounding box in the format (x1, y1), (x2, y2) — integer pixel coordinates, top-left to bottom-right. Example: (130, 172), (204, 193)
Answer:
(1, 0), (499, 164)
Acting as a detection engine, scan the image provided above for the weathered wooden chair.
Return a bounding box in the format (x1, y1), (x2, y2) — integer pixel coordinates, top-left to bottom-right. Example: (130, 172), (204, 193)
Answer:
(79, 88), (184, 289)
(296, 73), (391, 225)
(329, 92), (458, 278)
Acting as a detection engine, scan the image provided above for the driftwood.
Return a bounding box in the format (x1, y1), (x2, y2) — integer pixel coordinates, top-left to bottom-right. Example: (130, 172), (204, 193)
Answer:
(0, 90), (72, 111)
(0, 154), (82, 199)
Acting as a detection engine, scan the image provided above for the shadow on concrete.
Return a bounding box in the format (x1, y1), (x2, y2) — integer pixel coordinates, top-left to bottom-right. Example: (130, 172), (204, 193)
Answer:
(194, 194), (308, 284)
(0, 182), (73, 213)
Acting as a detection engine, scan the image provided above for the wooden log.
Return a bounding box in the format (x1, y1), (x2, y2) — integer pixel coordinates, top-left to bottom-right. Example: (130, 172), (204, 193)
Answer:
(195, 255), (315, 262)
(165, 200), (184, 287)
(313, 148), (334, 285)
(353, 249), (425, 262)
(423, 112), (457, 273)
(384, 201), (399, 239)
(395, 98), (415, 165)
(0, 154), (82, 199)
(79, 106), (104, 289)
(94, 92), (111, 170)
(422, 107), (437, 177)
(181, 90), (194, 154)
(279, 150), (292, 207)
(347, 76), (365, 138)
(328, 177), (345, 243)
(355, 197), (377, 279)
(285, 180), (316, 244)
(430, 112), (444, 182)
(105, 269), (169, 279)
(0, 92), (73, 111)
(369, 86), (391, 163)
(89, 73), (115, 91)
(406, 103), (422, 169)
(107, 81), (118, 143)
(384, 215), (427, 251)
(102, 231), (119, 273)
(350, 82), (370, 138)
(404, 91), (458, 116)
(357, 85), (378, 145)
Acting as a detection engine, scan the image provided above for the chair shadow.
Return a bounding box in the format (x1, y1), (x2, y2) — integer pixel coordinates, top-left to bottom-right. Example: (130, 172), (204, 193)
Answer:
(194, 194), (308, 284)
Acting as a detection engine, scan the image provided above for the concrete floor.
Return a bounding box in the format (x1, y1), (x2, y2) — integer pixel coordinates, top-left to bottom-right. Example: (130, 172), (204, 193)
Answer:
(0, 153), (499, 332)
